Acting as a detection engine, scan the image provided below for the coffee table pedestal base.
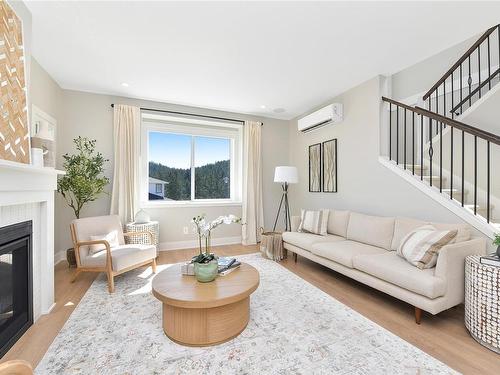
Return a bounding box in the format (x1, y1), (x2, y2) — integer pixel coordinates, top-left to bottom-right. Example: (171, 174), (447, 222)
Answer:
(163, 297), (250, 347)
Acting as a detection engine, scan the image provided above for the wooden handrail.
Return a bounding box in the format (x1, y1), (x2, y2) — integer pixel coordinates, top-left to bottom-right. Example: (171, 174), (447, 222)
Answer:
(422, 25), (498, 100)
(382, 97), (500, 145)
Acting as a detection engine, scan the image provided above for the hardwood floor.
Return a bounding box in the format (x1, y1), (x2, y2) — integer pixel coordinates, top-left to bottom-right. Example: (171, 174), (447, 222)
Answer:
(2, 245), (499, 374)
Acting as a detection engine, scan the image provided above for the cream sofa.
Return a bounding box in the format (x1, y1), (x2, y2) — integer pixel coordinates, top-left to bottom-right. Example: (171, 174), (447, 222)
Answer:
(283, 210), (487, 323)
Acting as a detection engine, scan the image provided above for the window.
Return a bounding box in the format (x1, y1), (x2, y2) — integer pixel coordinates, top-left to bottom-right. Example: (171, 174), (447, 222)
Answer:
(141, 115), (242, 205)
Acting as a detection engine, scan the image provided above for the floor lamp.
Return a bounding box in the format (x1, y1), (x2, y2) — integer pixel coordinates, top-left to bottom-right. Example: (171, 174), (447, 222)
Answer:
(273, 166), (298, 232)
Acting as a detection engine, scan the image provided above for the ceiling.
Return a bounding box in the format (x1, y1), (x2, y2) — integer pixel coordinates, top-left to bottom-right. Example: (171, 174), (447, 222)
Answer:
(26, 1), (500, 120)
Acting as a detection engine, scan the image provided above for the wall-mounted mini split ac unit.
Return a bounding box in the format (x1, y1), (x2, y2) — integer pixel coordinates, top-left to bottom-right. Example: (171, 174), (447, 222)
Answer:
(297, 103), (343, 133)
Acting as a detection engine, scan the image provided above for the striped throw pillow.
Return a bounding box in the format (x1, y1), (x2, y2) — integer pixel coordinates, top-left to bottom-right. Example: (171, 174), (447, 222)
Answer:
(397, 225), (457, 269)
(298, 209), (329, 236)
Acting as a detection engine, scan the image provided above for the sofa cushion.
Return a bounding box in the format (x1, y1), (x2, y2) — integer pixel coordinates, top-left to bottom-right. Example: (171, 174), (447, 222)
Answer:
(282, 232), (344, 251)
(390, 217), (428, 251)
(397, 225), (457, 269)
(89, 230), (120, 254)
(431, 222), (471, 243)
(81, 244), (156, 272)
(353, 252), (446, 299)
(327, 210), (350, 237)
(311, 240), (387, 269)
(298, 209), (329, 235)
(346, 212), (395, 250)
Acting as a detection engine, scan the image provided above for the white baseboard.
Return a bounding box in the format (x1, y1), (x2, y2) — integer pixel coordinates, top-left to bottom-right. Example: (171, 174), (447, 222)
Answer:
(159, 236), (242, 251)
(54, 250), (67, 265)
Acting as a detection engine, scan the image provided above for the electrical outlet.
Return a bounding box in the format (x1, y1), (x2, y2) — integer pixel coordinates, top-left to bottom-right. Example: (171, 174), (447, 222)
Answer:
(183, 226), (189, 235)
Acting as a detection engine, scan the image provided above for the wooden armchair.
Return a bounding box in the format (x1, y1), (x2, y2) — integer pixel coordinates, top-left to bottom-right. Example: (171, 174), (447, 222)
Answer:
(70, 215), (157, 292)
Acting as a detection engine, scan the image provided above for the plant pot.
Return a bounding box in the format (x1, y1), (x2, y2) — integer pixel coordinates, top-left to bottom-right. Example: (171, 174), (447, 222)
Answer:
(497, 245), (500, 257)
(67, 247), (76, 268)
(194, 260), (218, 283)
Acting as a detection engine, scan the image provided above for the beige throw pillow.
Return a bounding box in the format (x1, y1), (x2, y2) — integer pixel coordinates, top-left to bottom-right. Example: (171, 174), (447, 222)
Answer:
(397, 225), (457, 269)
(298, 209), (329, 236)
(89, 230), (119, 254)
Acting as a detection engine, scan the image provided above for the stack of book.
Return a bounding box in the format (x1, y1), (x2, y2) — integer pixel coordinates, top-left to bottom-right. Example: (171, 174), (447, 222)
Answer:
(217, 257), (241, 276)
(480, 254), (500, 267)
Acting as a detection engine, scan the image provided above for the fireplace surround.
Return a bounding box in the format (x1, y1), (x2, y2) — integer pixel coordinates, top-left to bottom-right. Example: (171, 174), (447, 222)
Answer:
(0, 220), (33, 358)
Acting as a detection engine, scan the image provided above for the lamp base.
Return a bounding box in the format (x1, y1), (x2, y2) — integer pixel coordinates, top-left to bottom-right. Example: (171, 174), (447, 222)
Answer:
(273, 183), (291, 232)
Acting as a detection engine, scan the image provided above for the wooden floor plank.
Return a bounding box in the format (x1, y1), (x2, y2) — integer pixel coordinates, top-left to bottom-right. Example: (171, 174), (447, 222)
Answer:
(2, 245), (498, 375)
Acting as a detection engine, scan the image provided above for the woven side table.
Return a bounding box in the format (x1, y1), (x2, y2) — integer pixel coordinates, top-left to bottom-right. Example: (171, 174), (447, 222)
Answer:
(465, 255), (500, 354)
(124, 221), (159, 253)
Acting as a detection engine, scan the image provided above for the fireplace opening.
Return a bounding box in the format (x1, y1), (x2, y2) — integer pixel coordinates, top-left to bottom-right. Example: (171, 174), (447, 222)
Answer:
(0, 221), (32, 358)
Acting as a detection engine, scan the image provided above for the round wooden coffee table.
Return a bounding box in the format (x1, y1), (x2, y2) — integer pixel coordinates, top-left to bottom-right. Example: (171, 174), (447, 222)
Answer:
(152, 262), (260, 347)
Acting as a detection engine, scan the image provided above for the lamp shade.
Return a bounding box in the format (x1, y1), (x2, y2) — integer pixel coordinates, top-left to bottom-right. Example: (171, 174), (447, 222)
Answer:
(274, 166), (298, 184)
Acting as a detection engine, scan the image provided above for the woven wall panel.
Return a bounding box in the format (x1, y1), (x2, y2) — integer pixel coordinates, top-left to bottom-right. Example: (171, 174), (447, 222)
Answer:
(0, 0), (29, 164)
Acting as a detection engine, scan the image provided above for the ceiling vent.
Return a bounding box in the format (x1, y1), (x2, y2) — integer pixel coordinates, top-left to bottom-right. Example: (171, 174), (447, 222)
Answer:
(298, 103), (343, 133)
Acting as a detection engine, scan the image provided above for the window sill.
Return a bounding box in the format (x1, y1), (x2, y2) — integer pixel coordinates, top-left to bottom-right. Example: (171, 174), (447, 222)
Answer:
(141, 200), (243, 209)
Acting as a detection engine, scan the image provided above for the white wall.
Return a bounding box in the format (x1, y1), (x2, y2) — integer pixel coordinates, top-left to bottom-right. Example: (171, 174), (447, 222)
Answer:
(39, 88), (288, 256)
(287, 76), (484, 229)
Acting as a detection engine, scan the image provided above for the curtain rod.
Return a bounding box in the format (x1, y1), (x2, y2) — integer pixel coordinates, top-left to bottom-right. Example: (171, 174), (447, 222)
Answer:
(110, 104), (263, 126)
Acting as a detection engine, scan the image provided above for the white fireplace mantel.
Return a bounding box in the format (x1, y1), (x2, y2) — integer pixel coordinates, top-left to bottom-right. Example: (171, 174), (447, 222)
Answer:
(0, 159), (64, 321)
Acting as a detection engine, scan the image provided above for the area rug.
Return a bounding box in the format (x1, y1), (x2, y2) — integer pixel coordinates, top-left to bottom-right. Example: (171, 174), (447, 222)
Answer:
(36, 253), (457, 374)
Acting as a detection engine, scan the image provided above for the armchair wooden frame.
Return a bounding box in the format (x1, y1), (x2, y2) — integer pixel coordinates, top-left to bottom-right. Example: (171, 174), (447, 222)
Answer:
(70, 224), (157, 293)
(0, 360), (33, 375)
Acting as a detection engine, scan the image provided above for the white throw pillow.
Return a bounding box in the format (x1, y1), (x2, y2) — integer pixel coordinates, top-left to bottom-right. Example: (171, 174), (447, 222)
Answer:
(397, 225), (457, 269)
(298, 209), (329, 236)
(89, 230), (119, 254)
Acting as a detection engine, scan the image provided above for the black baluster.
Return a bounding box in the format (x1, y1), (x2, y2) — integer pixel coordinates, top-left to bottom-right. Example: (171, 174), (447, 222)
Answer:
(404, 108), (407, 169)
(429, 115), (433, 187)
(468, 55), (472, 107)
(443, 79), (446, 121)
(412, 111), (415, 175)
(420, 114), (424, 181)
(450, 127), (454, 199)
(389, 103), (392, 161)
(478, 44), (482, 99)
(462, 130), (465, 206)
(451, 71), (454, 119)
(460, 64), (463, 115)
(396, 106), (399, 165)
(474, 135), (477, 215)
(488, 35), (491, 90)
(439, 121), (443, 192)
(487, 141), (491, 222)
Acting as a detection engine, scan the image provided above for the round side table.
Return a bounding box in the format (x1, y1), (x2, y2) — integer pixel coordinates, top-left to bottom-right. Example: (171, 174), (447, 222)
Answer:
(124, 221), (159, 252)
(465, 255), (500, 353)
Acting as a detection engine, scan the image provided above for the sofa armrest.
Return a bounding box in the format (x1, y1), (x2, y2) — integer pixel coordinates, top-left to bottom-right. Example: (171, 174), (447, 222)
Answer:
(290, 216), (301, 232)
(435, 237), (486, 305)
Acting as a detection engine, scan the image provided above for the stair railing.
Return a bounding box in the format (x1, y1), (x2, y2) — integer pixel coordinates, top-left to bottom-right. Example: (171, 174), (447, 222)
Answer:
(383, 96), (500, 223)
(422, 25), (500, 119)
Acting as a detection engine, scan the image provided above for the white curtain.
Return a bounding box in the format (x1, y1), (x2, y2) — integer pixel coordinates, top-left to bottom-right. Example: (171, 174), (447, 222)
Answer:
(110, 104), (140, 224)
(242, 121), (264, 245)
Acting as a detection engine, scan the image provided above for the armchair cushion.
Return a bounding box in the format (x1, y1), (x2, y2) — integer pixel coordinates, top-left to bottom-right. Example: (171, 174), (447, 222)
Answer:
(72, 215), (125, 256)
(89, 231), (120, 254)
(81, 244), (156, 272)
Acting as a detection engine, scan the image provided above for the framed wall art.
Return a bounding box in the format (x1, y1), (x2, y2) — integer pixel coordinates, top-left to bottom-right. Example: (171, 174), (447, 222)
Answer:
(308, 143), (321, 192)
(0, 0), (29, 164)
(322, 139), (337, 193)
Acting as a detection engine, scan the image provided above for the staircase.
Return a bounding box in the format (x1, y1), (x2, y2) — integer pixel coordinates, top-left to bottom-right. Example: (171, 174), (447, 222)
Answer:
(380, 24), (500, 239)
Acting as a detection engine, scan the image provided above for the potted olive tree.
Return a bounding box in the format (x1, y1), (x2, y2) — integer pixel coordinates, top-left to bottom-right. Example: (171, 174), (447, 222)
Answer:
(57, 137), (109, 266)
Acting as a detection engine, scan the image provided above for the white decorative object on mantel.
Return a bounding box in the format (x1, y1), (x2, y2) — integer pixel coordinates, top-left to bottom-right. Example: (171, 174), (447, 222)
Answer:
(125, 221), (159, 252)
(0, 159), (65, 322)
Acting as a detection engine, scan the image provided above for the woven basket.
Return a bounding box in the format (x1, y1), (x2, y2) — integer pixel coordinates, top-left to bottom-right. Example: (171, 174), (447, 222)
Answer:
(260, 231), (284, 262)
